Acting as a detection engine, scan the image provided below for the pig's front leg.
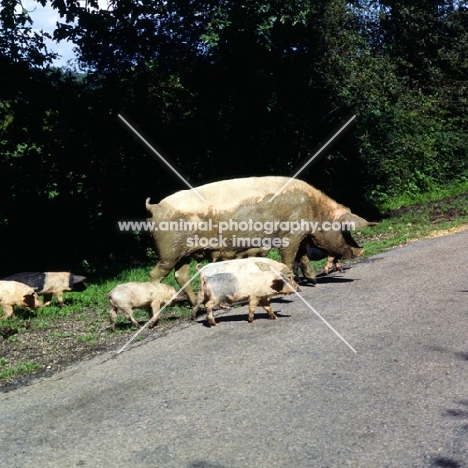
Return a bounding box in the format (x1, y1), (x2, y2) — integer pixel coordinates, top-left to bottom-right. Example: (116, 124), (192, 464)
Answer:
(0, 304), (14, 319)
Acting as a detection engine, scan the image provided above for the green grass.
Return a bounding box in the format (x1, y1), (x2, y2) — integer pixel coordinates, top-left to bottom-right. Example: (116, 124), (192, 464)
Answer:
(1, 180), (467, 385)
(76, 333), (98, 345)
(0, 359), (42, 379)
(353, 181), (468, 260)
(377, 179), (468, 211)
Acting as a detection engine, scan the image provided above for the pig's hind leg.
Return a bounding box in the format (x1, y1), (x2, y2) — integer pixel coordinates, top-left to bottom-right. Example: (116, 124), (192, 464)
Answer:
(205, 300), (218, 327)
(109, 305), (119, 332)
(55, 291), (65, 307)
(122, 307), (141, 329)
(191, 290), (205, 321)
(247, 297), (260, 323)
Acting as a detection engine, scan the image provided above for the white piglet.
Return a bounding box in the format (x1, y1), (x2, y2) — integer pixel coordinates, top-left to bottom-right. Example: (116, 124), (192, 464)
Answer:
(108, 282), (177, 331)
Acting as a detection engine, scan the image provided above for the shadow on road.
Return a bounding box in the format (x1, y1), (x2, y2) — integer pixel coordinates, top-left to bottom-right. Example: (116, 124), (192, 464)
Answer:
(199, 311), (292, 327)
(187, 461), (229, 468)
(431, 399), (468, 467)
(316, 276), (358, 284)
(430, 457), (464, 468)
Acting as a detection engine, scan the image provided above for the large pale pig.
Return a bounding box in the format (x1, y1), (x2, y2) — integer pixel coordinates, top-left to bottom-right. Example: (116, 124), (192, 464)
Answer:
(0, 280), (44, 319)
(108, 282), (177, 331)
(192, 258), (299, 326)
(146, 176), (376, 305)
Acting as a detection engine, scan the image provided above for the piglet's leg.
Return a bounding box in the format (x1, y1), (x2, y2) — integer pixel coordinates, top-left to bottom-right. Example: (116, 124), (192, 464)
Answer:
(247, 297), (260, 323)
(42, 293), (53, 307)
(205, 300), (218, 326)
(56, 292), (65, 307)
(109, 306), (118, 332)
(191, 304), (200, 321)
(123, 308), (141, 329)
(148, 300), (161, 329)
(0, 305), (14, 319)
(259, 297), (277, 321)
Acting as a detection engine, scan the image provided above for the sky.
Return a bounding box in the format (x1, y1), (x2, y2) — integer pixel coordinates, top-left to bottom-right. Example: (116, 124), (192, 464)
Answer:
(22, 0), (108, 68)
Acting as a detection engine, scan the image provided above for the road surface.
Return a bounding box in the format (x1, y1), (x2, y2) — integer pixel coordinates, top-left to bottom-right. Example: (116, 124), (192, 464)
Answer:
(1, 230), (468, 467)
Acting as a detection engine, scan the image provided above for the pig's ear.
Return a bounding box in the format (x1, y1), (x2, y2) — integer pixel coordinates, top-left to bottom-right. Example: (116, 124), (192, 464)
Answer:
(337, 213), (378, 230)
(23, 293), (36, 307)
(271, 279), (283, 292)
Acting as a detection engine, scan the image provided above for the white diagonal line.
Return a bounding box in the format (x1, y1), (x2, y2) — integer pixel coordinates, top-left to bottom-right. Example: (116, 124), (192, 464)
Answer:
(271, 267), (357, 353)
(118, 114), (207, 202)
(268, 115), (356, 202)
(292, 289), (357, 353)
(117, 265), (356, 354)
(115, 270), (202, 354)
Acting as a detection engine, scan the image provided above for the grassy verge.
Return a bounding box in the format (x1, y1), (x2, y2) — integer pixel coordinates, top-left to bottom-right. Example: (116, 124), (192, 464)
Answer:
(1, 183), (468, 389)
(377, 179), (468, 212)
(357, 189), (468, 258)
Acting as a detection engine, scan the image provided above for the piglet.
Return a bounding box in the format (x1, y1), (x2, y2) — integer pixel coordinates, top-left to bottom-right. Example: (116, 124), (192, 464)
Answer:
(108, 282), (177, 331)
(192, 258), (298, 326)
(0, 280), (44, 319)
(2, 272), (87, 307)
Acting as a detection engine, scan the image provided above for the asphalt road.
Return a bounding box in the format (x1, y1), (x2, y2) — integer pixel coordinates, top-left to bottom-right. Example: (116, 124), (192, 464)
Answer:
(1, 230), (468, 468)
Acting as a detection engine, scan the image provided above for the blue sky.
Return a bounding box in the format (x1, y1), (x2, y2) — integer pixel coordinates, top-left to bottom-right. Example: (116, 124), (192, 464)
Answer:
(23, 0), (76, 67)
(23, 0), (108, 68)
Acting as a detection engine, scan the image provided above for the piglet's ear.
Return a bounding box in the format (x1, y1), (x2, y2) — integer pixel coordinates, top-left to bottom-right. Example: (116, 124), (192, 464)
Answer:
(23, 293), (35, 307)
(337, 213), (378, 229)
(271, 279), (285, 292)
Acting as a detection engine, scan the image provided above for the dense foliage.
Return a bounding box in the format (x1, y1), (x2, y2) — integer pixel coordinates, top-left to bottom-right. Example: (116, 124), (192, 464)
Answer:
(1, 0), (468, 272)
